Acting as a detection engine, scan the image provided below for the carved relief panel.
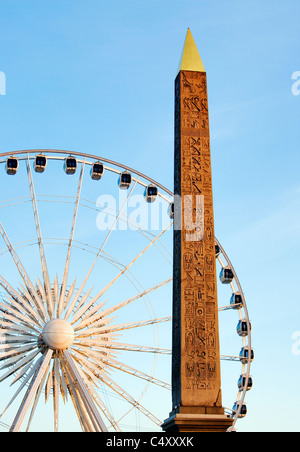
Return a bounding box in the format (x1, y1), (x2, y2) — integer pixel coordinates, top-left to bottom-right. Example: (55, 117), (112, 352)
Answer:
(173, 70), (222, 409)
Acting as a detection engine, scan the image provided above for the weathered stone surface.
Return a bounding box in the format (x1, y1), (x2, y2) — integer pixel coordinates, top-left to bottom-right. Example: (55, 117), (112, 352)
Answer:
(163, 30), (233, 433)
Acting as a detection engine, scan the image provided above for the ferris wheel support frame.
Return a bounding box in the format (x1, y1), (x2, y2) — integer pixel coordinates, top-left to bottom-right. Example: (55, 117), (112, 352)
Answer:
(0, 149), (252, 432)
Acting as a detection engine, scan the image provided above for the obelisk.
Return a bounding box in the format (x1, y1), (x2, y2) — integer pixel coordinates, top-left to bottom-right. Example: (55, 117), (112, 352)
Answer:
(162, 29), (233, 433)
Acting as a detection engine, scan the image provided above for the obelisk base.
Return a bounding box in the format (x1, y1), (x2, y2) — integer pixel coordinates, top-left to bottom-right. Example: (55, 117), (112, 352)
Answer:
(162, 412), (233, 433)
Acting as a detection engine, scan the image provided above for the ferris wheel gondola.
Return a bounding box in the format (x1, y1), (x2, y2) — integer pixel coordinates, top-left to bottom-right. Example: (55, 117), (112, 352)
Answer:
(220, 266), (234, 284)
(90, 161), (104, 180)
(64, 156), (77, 175)
(230, 293), (243, 310)
(144, 185), (158, 203)
(34, 154), (47, 173)
(118, 171), (132, 189)
(238, 374), (253, 392)
(5, 157), (19, 175)
(232, 401), (247, 419)
(239, 347), (255, 364)
(237, 320), (252, 337)
(167, 202), (174, 219)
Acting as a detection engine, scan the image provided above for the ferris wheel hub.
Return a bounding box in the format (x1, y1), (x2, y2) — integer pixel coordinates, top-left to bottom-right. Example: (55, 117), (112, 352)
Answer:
(42, 319), (75, 350)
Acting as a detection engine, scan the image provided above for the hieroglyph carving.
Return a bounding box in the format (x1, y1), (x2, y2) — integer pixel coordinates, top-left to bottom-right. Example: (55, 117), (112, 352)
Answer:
(173, 70), (222, 409)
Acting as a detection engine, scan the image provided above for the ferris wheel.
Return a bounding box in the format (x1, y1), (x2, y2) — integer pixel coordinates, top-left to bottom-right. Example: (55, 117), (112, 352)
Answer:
(0, 149), (253, 432)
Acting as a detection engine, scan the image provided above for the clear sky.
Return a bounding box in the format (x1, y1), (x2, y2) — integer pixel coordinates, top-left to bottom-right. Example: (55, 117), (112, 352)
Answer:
(0, 0), (300, 432)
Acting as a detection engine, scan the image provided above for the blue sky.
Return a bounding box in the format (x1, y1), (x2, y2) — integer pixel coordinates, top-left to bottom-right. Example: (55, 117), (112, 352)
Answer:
(0, 0), (300, 432)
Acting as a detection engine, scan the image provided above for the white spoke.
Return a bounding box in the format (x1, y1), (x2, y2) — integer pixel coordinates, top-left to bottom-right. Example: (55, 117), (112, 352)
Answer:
(70, 347), (161, 426)
(64, 179), (141, 320)
(64, 350), (108, 432)
(65, 287), (94, 325)
(11, 361), (33, 386)
(0, 341), (35, 352)
(0, 313), (39, 336)
(0, 346), (39, 369)
(0, 319), (33, 340)
(221, 355), (241, 362)
(26, 156), (54, 318)
(0, 355), (44, 418)
(53, 274), (59, 309)
(76, 316), (171, 338)
(0, 334), (36, 345)
(70, 349), (111, 382)
(62, 352), (101, 432)
(60, 355), (91, 432)
(65, 344), (168, 391)
(73, 278), (172, 330)
(64, 352), (121, 432)
(26, 359), (51, 432)
(75, 389), (97, 432)
(74, 316), (113, 334)
(0, 321), (37, 336)
(80, 341), (171, 355)
(1, 294), (40, 329)
(81, 376), (122, 432)
(0, 222), (47, 323)
(71, 343), (117, 364)
(53, 357), (60, 432)
(17, 286), (46, 325)
(0, 274), (46, 325)
(10, 348), (53, 432)
(105, 316), (172, 333)
(57, 352), (69, 403)
(98, 371), (162, 427)
(57, 162), (85, 318)
(99, 354), (171, 390)
(63, 278), (77, 311)
(32, 277), (48, 317)
(35, 276), (52, 320)
(45, 367), (52, 403)
(66, 222), (173, 324)
(0, 300), (40, 331)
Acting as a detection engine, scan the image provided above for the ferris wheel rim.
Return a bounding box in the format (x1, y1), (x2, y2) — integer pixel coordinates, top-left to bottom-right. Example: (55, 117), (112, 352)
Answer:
(0, 149), (174, 198)
(0, 155), (173, 431)
(215, 238), (252, 430)
(0, 149), (252, 432)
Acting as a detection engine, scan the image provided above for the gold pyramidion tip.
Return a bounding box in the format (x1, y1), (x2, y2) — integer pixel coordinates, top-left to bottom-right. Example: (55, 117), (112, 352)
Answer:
(177, 28), (205, 74)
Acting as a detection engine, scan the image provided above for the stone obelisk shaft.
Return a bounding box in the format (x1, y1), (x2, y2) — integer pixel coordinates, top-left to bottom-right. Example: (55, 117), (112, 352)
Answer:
(163, 29), (233, 433)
